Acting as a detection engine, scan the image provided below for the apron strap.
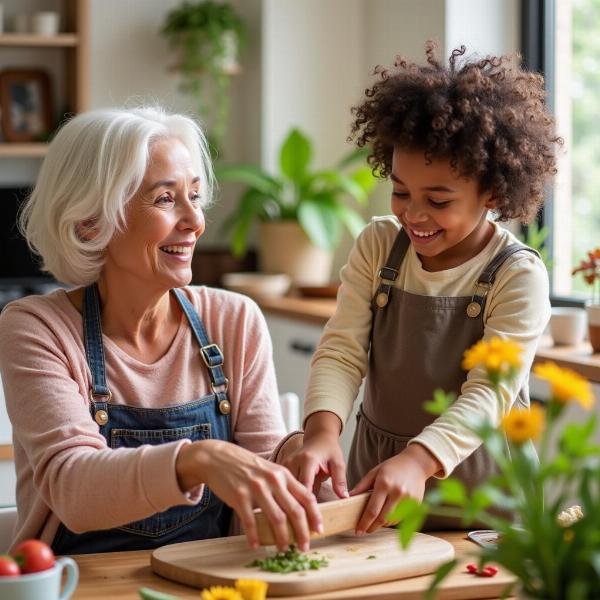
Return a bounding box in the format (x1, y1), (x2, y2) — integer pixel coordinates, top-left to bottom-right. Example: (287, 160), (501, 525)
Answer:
(172, 288), (229, 394)
(466, 244), (540, 318)
(373, 228), (411, 309)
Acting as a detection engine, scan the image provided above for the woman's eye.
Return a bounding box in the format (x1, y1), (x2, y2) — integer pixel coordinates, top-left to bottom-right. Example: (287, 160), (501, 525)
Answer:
(155, 194), (174, 206)
(190, 192), (201, 203)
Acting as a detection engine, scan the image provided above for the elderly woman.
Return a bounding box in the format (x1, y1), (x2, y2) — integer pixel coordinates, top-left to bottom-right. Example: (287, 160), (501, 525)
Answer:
(0, 107), (321, 554)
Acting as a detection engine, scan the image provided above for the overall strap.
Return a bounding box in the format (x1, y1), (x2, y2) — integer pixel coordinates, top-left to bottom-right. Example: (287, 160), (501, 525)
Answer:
(466, 244), (540, 318)
(172, 288), (229, 394)
(83, 284), (112, 425)
(374, 228), (411, 309)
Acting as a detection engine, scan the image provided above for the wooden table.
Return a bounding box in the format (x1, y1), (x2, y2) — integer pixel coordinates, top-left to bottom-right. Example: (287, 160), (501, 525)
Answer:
(70, 532), (515, 599)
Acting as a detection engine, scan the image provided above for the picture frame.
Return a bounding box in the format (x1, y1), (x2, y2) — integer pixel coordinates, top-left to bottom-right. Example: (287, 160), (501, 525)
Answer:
(0, 69), (53, 143)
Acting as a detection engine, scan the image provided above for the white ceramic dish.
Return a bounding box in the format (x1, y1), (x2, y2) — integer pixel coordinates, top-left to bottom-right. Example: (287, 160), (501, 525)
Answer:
(221, 272), (291, 298)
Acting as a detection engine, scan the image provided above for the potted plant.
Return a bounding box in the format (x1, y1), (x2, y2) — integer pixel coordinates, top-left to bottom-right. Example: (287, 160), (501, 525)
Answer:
(215, 128), (377, 286)
(161, 1), (246, 153)
(572, 247), (600, 353)
(390, 337), (599, 599)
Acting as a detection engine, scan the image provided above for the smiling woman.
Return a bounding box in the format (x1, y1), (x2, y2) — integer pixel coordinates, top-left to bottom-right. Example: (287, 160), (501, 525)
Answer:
(0, 106), (321, 555)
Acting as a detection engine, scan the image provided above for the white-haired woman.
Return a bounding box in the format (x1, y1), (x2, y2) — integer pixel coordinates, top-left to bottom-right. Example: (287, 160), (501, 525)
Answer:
(0, 107), (321, 555)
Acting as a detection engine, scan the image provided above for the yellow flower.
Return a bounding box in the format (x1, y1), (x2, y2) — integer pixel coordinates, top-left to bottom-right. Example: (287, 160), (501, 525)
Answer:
(201, 586), (243, 600)
(462, 337), (523, 379)
(235, 579), (268, 600)
(533, 362), (594, 409)
(501, 404), (546, 444)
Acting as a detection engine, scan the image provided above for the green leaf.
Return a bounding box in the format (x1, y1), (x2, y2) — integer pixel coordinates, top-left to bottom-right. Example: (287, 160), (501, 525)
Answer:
(214, 164), (281, 197)
(350, 166), (378, 196)
(280, 129), (312, 183)
(388, 498), (428, 549)
(227, 189), (275, 256)
(332, 204), (366, 238)
(297, 197), (340, 250)
(424, 389), (456, 415)
(336, 146), (370, 169)
(424, 559), (458, 600)
(313, 170), (368, 203)
(438, 479), (467, 506)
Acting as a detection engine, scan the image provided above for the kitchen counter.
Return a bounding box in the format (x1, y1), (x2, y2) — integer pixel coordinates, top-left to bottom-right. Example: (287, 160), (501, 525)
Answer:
(257, 295), (600, 383)
(70, 531), (515, 599)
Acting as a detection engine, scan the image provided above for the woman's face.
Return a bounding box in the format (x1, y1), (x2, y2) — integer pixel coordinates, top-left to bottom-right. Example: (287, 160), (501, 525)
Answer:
(103, 137), (205, 292)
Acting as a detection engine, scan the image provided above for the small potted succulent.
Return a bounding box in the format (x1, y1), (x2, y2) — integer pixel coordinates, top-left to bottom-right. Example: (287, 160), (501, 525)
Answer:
(572, 247), (600, 353)
(161, 1), (246, 153)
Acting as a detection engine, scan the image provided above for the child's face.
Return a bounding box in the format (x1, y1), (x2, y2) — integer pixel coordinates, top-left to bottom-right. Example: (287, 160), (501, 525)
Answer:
(390, 148), (496, 271)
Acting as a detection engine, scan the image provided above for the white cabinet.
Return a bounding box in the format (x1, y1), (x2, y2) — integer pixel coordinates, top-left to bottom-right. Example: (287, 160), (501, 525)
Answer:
(265, 314), (362, 458)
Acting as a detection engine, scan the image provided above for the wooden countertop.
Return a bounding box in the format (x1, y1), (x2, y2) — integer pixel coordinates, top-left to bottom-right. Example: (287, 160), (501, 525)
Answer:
(258, 296), (600, 383)
(70, 532), (515, 599)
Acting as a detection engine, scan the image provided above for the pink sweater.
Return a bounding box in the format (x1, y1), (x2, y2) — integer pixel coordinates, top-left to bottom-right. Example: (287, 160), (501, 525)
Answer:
(0, 286), (286, 547)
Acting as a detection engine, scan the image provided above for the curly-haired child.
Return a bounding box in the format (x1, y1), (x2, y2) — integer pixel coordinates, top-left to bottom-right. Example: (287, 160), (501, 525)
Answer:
(284, 42), (562, 533)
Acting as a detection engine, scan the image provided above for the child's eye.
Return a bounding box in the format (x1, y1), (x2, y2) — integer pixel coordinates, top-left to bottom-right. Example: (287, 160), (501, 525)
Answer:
(392, 191), (410, 199)
(429, 199), (451, 208)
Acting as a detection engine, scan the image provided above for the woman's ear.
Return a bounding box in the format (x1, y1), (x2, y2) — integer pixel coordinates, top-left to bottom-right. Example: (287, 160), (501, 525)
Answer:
(76, 219), (98, 241)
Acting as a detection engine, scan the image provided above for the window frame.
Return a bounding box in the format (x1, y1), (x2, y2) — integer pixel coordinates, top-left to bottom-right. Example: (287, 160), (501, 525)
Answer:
(521, 0), (584, 307)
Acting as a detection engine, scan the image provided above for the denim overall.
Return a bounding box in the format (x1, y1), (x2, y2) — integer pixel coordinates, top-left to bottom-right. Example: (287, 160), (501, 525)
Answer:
(52, 284), (232, 554)
(347, 228), (538, 529)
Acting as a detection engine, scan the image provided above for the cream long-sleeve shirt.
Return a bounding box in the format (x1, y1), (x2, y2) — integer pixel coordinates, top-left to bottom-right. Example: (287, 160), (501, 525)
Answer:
(0, 286), (286, 547)
(304, 216), (550, 477)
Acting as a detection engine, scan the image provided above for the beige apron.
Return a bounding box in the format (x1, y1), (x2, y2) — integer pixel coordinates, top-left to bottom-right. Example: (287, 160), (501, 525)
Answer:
(347, 228), (537, 529)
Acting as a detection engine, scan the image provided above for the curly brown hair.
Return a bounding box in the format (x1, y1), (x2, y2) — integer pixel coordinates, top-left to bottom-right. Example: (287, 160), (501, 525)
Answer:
(350, 42), (562, 223)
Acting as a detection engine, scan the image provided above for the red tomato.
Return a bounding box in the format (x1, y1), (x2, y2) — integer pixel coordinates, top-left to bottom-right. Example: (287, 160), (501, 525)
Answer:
(11, 539), (55, 574)
(0, 555), (20, 577)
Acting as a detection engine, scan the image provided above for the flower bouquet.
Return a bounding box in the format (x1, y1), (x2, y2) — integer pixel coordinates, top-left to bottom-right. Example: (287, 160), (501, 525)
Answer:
(389, 337), (599, 599)
(572, 248), (600, 352)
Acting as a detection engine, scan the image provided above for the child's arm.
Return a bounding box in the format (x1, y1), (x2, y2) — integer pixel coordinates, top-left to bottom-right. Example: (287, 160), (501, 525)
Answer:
(350, 443), (443, 534)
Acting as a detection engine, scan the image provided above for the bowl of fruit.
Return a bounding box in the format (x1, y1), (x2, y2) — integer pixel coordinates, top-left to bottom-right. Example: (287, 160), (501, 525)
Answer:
(0, 538), (78, 600)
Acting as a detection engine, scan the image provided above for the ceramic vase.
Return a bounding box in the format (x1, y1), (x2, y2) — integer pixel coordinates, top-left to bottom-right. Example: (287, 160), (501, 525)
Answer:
(586, 304), (600, 353)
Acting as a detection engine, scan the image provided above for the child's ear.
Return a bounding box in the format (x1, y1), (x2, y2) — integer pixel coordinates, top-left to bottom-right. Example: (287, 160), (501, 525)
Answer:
(483, 190), (497, 210)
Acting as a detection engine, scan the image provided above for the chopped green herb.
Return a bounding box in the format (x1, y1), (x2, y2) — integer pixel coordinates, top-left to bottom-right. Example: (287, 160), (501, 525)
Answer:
(367, 555), (376, 560)
(246, 544), (329, 574)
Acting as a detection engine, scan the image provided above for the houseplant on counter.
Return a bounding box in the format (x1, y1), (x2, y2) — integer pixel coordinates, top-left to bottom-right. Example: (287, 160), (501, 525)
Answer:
(161, 1), (246, 153)
(389, 337), (599, 599)
(215, 128), (377, 286)
(572, 247), (600, 353)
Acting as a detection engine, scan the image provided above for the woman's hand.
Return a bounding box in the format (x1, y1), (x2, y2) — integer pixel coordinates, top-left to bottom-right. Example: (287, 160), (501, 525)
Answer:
(176, 439), (323, 551)
(349, 443), (442, 535)
(282, 412), (348, 499)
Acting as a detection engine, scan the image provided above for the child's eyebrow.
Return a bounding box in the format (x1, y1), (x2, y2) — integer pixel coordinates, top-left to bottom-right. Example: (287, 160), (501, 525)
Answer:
(390, 173), (456, 193)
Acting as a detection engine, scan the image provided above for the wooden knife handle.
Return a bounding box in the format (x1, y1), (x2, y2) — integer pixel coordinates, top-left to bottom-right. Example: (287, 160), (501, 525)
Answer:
(254, 492), (372, 546)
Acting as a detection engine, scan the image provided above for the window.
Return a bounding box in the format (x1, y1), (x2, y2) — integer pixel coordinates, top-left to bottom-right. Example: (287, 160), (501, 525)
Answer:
(523, 0), (600, 303)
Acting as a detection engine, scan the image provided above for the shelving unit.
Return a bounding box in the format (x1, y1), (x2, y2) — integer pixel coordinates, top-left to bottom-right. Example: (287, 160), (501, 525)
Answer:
(0, 0), (89, 158)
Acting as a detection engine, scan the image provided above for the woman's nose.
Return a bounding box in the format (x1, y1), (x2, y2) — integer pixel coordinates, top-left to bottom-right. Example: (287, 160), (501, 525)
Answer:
(178, 198), (204, 232)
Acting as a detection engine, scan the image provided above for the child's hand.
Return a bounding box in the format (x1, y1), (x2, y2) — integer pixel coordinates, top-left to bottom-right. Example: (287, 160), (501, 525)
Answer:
(282, 411), (349, 499)
(350, 443), (441, 535)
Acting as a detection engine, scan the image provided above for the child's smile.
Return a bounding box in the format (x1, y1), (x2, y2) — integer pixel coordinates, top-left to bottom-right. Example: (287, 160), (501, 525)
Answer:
(391, 148), (496, 272)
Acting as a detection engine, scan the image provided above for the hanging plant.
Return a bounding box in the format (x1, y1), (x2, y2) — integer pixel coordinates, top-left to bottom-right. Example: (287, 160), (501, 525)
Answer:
(161, 1), (247, 155)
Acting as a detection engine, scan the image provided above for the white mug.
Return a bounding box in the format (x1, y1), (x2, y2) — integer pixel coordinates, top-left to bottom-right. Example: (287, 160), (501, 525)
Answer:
(0, 557), (78, 600)
(31, 11), (60, 36)
(549, 307), (587, 346)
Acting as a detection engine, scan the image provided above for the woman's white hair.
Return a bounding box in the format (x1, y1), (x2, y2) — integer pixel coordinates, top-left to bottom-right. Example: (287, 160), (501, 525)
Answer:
(19, 106), (214, 286)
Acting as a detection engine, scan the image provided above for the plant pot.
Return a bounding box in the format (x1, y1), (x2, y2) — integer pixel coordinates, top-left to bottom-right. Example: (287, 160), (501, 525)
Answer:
(258, 221), (333, 286)
(216, 30), (241, 75)
(586, 304), (600, 353)
(549, 307), (587, 346)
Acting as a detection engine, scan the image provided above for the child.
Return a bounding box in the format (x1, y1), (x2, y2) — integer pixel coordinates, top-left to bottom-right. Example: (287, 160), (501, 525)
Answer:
(284, 43), (561, 533)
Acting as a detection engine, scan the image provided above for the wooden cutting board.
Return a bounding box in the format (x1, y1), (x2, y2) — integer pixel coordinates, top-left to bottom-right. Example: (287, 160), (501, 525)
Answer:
(151, 529), (455, 596)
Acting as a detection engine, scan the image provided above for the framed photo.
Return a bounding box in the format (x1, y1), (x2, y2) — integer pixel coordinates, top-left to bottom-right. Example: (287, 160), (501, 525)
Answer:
(0, 69), (53, 143)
